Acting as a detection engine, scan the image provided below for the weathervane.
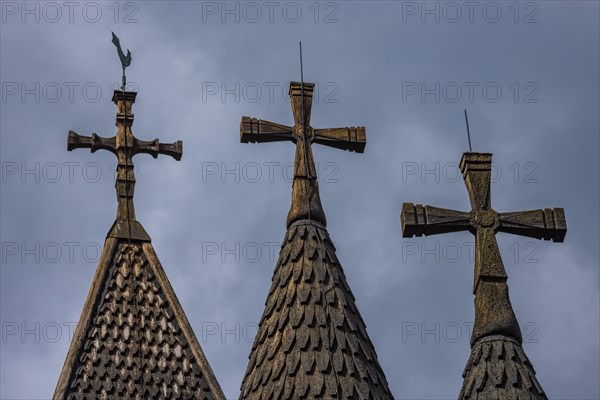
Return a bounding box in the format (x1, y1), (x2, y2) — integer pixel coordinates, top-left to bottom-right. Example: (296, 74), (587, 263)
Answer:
(111, 31), (132, 90)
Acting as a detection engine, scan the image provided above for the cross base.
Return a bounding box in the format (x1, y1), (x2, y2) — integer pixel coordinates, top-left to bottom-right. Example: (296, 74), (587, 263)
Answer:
(107, 218), (151, 242)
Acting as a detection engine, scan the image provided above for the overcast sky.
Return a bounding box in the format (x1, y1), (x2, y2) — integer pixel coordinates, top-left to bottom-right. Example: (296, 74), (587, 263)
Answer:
(1, 1), (599, 399)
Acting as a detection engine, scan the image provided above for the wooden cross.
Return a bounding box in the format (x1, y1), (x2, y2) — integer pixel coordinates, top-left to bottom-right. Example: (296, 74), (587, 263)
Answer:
(401, 152), (566, 345)
(240, 81), (365, 228)
(67, 90), (182, 241)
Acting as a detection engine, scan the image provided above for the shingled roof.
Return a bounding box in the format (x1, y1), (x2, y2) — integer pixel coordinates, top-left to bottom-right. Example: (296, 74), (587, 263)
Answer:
(239, 220), (393, 400)
(459, 335), (546, 399)
(54, 90), (224, 400)
(238, 82), (393, 400)
(54, 239), (224, 400)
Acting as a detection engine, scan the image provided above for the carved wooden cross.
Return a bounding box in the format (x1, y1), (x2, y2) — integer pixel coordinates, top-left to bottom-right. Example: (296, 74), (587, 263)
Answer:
(67, 90), (182, 241)
(401, 152), (566, 345)
(240, 81), (365, 228)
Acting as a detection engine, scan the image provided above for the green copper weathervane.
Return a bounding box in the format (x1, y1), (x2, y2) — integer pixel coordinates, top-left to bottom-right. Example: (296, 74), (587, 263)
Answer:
(111, 31), (132, 90)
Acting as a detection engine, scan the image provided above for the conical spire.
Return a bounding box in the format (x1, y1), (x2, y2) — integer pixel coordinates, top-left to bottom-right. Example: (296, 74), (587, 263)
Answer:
(239, 81), (392, 399)
(402, 152), (566, 399)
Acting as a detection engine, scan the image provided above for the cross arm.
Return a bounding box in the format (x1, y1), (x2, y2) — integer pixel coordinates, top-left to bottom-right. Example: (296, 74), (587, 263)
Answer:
(498, 208), (566, 242)
(313, 127), (366, 153)
(240, 117), (294, 144)
(401, 203), (471, 237)
(67, 131), (117, 155)
(132, 138), (183, 161)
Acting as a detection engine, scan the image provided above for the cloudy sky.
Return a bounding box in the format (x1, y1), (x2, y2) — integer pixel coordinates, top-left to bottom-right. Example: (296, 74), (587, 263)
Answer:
(1, 1), (598, 399)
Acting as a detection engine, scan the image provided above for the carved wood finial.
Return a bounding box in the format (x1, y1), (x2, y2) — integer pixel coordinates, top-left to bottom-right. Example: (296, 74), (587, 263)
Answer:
(401, 152), (566, 346)
(240, 81), (365, 228)
(67, 90), (183, 241)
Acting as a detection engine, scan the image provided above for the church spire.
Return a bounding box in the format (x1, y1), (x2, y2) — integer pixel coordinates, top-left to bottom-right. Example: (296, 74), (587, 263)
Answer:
(54, 33), (224, 400)
(402, 151), (566, 399)
(238, 79), (392, 399)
